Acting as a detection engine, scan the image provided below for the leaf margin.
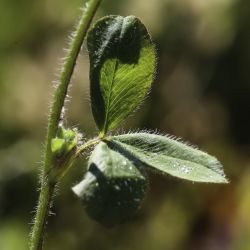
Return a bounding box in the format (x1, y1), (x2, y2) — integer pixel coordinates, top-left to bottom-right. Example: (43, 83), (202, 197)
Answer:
(108, 131), (228, 184)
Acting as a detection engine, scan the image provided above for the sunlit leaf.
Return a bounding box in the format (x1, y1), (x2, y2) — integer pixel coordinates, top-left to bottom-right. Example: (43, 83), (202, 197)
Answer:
(110, 133), (228, 183)
(87, 15), (156, 134)
(72, 141), (148, 227)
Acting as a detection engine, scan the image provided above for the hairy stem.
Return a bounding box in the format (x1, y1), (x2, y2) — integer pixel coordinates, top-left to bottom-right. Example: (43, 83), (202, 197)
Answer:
(29, 1), (102, 249)
(30, 183), (55, 250)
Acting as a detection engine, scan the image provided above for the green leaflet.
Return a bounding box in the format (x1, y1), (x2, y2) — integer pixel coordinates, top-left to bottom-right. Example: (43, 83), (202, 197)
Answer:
(110, 133), (228, 183)
(87, 15), (156, 135)
(72, 141), (148, 227)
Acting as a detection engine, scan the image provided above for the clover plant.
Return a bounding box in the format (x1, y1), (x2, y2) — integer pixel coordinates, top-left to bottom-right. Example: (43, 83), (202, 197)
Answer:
(29, 1), (228, 249)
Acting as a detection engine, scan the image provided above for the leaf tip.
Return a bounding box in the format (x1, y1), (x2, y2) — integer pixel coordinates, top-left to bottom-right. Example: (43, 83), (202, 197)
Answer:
(220, 176), (230, 184)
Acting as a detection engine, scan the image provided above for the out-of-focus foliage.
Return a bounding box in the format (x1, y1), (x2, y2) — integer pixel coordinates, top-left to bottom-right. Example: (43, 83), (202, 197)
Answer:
(0, 0), (250, 249)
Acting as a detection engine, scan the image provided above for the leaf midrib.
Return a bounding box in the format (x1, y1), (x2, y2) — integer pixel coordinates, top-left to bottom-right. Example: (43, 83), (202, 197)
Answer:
(103, 59), (119, 134)
(102, 18), (127, 134)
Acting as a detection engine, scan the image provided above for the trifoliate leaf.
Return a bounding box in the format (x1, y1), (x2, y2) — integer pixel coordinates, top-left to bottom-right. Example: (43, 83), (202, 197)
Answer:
(87, 15), (156, 135)
(72, 141), (148, 227)
(110, 133), (228, 183)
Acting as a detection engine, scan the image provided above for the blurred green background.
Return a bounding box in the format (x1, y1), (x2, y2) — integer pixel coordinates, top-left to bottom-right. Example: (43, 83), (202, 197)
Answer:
(1, 0), (250, 249)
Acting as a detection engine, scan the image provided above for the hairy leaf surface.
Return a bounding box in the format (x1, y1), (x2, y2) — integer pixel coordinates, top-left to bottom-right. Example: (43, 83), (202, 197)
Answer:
(87, 15), (156, 134)
(110, 133), (228, 183)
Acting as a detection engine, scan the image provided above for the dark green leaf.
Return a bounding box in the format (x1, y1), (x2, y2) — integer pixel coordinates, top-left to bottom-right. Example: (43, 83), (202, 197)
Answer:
(87, 15), (156, 134)
(72, 141), (148, 227)
(110, 133), (228, 183)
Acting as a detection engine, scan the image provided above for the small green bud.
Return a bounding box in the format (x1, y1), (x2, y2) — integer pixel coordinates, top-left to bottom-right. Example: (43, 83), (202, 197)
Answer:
(51, 126), (78, 158)
(51, 138), (66, 157)
(49, 126), (79, 183)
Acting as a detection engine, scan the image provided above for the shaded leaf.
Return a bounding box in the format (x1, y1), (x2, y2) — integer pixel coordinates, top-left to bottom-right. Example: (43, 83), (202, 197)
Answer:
(110, 133), (228, 183)
(72, 141), (148, 227)
(88, 15), (156, 134)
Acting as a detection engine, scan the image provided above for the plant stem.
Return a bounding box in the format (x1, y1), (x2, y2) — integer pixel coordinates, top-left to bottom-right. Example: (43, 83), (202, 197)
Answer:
(30, 183), (55, 250)
(29, 1), (102, 249)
